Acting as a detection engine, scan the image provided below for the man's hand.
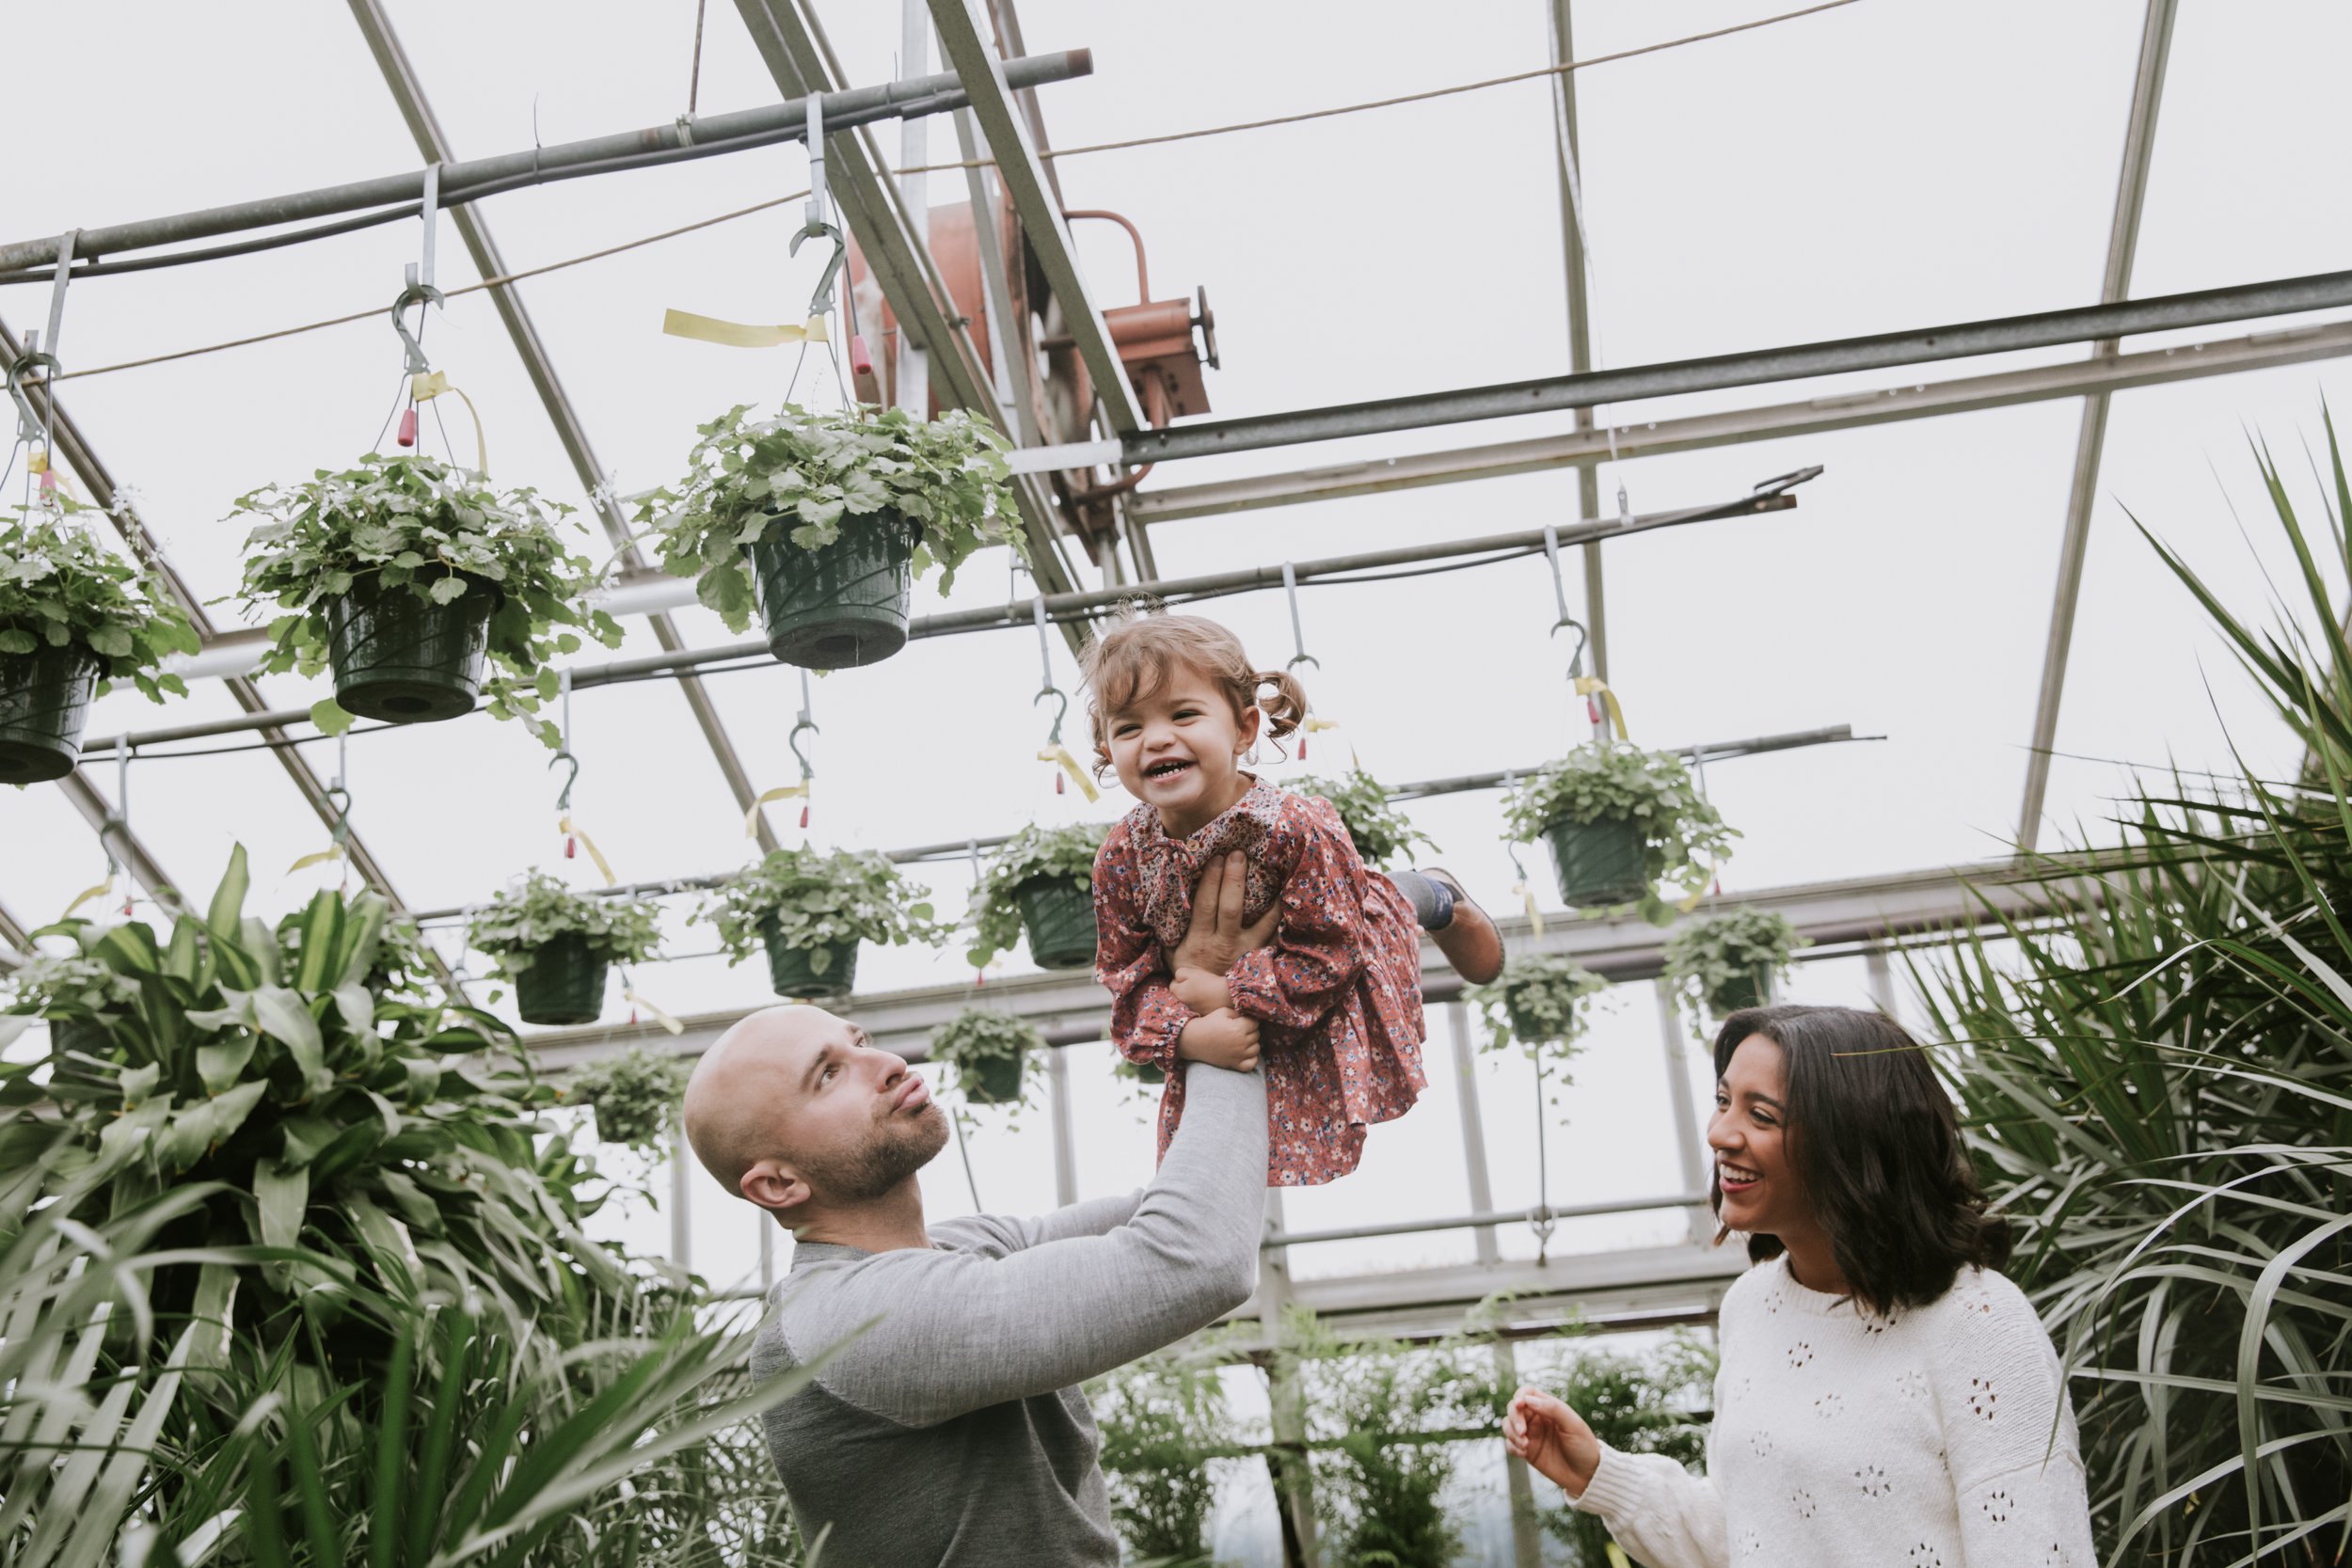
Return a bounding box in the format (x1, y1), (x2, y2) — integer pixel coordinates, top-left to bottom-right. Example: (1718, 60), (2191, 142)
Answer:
(1169, 965), (1232, 1016)
(1176, 1008), (1261, 1072)
(1166, 853), (1279, 976)
(1503, 1386), (1602, 1496)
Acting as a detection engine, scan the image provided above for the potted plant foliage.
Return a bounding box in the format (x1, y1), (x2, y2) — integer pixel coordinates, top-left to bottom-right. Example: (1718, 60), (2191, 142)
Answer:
(1, 940), (138, 1063)
(1502, 744), (1737, 919)
(467, 871), (665, 1026)
(1113, 1053), (1167, 1093)
(1661, 907), (1805, 1022)
(230, 453), (620, 740)
(698, 846), (941, 1000)
(930, 1007), (1041, 1106)
(0, 502), (199, 783)
(967, 821), (1108, 972)
(564, 1044), (688, 1151)
(640, 402), (1023, 669)
(1466, 952), (1607, 1068)
(1292, 766), (1437, 870)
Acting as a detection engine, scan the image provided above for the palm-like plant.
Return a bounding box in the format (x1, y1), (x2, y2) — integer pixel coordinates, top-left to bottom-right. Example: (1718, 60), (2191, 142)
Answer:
(1916, 425), (2352, 1567)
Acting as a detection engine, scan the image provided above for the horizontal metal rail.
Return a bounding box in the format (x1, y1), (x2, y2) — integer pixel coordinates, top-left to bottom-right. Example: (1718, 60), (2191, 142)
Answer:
(83, 470), (1810, 755)
(0, 52), (1091, 276)
(1263, 1192), (1710, 1249)
(1074, 268), (2352, 468)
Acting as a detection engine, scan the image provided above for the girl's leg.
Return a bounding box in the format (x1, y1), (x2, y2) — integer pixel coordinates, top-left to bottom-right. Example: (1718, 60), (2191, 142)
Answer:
(1388, 868), (1504, 983)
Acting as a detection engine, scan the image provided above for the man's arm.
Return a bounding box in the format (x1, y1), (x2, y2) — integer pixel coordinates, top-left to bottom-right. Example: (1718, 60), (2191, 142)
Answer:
(781, 1062), (1267, 1428)
(957, 1189), (1145, 1249)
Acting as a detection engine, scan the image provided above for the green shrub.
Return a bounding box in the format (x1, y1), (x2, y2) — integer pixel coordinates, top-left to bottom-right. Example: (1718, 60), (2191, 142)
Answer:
(466, 869), (664, 976)
(965, 820), (1106, 968)
(1660, 907), (1805, 1024)
(1466, 952), (1607, 1071)
(697, 846), (943, 969)
(1292, 767), (1437, 870)
(565, 1044), (689, 1153)
(1502, 745), (1737, 918)
(930, 1006), (1043, 1114)
(1091, 1347), (1232, 1566)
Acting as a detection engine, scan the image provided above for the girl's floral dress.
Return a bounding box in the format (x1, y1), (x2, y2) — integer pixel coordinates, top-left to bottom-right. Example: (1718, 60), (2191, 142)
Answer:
(1093, 776), (1427, 1185)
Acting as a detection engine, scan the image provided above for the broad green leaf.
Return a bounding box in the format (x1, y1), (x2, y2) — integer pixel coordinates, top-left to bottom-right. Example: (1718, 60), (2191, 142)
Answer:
(155, 1079), (267, 1171)
(206, 844), (250, 940)
(194, 1035), (258, 1096)
(310, 696), (357, 736)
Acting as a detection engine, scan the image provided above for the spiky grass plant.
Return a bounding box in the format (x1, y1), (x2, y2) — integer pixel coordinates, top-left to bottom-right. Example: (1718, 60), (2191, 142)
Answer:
(1916, 422), (2352, 1567)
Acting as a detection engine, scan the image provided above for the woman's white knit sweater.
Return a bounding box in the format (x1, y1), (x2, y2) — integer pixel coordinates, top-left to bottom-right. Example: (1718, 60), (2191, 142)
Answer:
(1571, 1256), (2098, 1568)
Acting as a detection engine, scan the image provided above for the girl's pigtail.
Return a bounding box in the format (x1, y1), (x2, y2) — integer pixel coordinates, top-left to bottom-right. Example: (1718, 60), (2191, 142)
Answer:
(1256, 668), (1310, 738)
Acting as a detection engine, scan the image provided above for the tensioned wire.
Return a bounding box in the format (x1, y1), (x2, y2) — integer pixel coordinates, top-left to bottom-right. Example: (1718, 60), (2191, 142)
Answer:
(42, 0), (1864, 385)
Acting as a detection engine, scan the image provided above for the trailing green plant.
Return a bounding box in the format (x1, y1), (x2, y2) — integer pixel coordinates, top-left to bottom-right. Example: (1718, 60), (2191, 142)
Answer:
(466, 870), (664, 976)
(697, 846), (943, 970)
(1502, 743), (1737, 919)
(965, 820), (1107, 967)
(228, 452), (622, 743)
(1293, 767), (1437, 871)
(1090, 1345), (1234, 1566)
(1913, 423), (2352, 1566)
(1466, 951), (1608, 1069)
(565, 1044), (690, 1153)
(2, 941), (138, 1021)
(930, 1007), (1043, 1111)
(0, 499), (199, 699)
(637, 402), (1025, 632)
(1661, 907), (1806, 1025)
(1526, 1334), (1716, 1567)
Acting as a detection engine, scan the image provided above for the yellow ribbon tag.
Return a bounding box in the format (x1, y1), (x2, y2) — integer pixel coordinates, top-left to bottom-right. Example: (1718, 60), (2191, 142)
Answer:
(409, 371), (489, 475)
(746, 783), (809, 838)
(1607, 1546), (1634, 1568)
(1675, 864), (1719, 915)
(559, 814), (616, 886)
(1037, 745), (1101, 803)
(1513, 879), (1546, 937)
(623, 988), (686, 1037)
(1574, 675), (1629, 741)
(62, 876), (114, 918)
(662, 309), (830, 348)
(26, 448), (47, 476)
(288, 845), (347, 874)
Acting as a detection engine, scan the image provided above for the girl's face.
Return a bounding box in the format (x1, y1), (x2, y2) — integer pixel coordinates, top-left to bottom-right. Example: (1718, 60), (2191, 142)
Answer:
(1104, 664), (1262, 835)
(1709, 1034), (1805, 1239)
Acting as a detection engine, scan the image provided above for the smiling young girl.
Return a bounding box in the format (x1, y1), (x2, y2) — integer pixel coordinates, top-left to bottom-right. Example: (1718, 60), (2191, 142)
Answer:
(1504, 1005), (2099, 1567)
(1084, 606), (1501, 1186)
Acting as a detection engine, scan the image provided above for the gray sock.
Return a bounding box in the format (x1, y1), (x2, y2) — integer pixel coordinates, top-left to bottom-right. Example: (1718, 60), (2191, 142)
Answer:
(1390, 870), (1454, 932)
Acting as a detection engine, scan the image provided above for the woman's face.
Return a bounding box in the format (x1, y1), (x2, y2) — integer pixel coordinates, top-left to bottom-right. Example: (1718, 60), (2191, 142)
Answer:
(1709, 1033), (1804, 1238)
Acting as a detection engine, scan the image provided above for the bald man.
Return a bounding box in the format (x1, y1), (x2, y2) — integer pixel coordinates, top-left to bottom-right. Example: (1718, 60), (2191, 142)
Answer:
(684, 854), (1274, 1567)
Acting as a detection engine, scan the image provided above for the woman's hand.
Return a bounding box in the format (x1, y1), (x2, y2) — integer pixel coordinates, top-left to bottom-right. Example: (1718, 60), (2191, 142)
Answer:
(1166, 853), (1279, 976)
(1504, 1386), (1603, 1496)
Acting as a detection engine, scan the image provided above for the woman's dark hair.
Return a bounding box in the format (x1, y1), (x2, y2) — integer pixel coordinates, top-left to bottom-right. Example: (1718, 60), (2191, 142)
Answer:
(1711, 1004), (2010, 1316)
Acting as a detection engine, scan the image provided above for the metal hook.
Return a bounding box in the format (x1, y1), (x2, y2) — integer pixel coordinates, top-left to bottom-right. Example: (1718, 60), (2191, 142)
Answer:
(390, 164), (445, 377)
(788, 668), (819, 781)
(1030, 595), (1070, 743)
(6, 342), (59, 448)
(547, 669), (579, 808)
(787, 89), (848, 320)
(1279, 562), (1321, 672)
(549, 751), (580, 813)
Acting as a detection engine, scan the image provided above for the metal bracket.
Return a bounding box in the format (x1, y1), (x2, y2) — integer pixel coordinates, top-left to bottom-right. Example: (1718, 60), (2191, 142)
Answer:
(1279, 562), (1321, 672)
(787, 90), (848, 320)
(390, 163), (445, 376)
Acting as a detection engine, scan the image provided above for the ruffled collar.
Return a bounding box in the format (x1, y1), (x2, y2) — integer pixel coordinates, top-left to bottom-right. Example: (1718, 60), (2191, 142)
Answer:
(1129, 775), (1286, 949)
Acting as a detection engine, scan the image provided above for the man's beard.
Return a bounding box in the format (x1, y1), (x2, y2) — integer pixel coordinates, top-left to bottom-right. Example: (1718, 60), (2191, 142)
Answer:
(803, 1101), (949, 1204)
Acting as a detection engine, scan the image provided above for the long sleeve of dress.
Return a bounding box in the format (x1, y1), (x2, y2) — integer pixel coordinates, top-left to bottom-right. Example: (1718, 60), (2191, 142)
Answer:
(1223, 802), (1365, 1032)
(1571, 1438), (1728, 1568)
(1932, 1279), (2100, 1568)
(1094, 849), (1190, 1072)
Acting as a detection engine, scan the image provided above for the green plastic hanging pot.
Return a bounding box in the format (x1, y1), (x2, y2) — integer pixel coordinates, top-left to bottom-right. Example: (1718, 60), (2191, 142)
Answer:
(0, 644), (101, 785)
(1541, 814), (1649, 908)
(744, 512), (916, 669)
(1708, 965), (1778, 1018)
(1129, 1058), (1167, 1086)
(514, 932), (610, 1026)
(960, 1052), (1026, 1105)
(761, 921), (860, 1000)
(1014, 876), (1098, 970)
(323, 577), (495, 723)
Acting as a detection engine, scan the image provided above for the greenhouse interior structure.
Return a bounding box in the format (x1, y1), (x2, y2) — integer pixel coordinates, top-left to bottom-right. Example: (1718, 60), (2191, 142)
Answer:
(3, 0), (2347, 1563)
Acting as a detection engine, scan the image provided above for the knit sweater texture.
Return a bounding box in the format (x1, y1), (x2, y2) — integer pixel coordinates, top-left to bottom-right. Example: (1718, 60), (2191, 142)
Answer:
(1572, 1255), (2098, 1568)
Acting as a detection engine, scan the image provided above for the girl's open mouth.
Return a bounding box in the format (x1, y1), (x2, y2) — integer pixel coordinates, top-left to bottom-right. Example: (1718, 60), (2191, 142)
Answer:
(1144, 758), (1195, 780)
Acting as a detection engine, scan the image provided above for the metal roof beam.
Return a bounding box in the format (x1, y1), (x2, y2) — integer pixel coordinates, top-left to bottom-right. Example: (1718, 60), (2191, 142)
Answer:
(929, 0), (1145, 436)
(1547, 0), (1609, 685)
(1127, 319), (2352, 523)
(731, 0), (1089, 632)
(2017, 0), (2179, 852)
(343, 0), (787, 854)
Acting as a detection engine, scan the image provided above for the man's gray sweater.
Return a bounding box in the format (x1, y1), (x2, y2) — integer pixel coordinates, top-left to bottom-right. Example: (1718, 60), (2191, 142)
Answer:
(749, 1062), (1268, 1566)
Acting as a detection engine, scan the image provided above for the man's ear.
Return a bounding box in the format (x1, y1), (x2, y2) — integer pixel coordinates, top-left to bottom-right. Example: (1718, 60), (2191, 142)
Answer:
(741, 1160), (812, 1217)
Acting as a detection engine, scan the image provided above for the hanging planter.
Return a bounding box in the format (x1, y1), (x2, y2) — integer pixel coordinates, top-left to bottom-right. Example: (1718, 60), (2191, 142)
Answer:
(932, 1008), (1041, 1107)
(699, 846), (942, 1003)
(563, 1044), (688, 1152)
(1502, 744), (1739, 924)
(1464, 952), (1608, 1078)
(1661, 907), (1807, 1026)
(467, 872), (663, 1028)
(231, 454), (621, 744)
(0, 502), (199, 784)
(642, 403), (1026, 671)
(1293, 765), (1438, 871)
(0, 943), (139, 1088)
(966, 822), (1109, 973)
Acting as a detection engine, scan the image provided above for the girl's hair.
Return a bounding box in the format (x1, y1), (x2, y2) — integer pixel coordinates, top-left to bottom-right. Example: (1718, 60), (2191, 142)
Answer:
(1079, 602), (1308, 776)
(1711, 1004), (2010, 1316)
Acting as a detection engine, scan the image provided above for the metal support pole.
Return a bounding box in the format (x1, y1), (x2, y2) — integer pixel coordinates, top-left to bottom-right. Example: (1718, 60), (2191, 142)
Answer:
(2018, 0), (2179, 853)
(896, 0), (931, 418)
(952, 107), (1039, 443)
(1546, 0), (1608, 684)
(671, 1111), (694, 1271)
(1654, 984), (1713, 1246)
(1046, 1044), (1078, 1207)
(1864, 942), (1899, 1017)
(1259, 1187), (1322, 1568)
